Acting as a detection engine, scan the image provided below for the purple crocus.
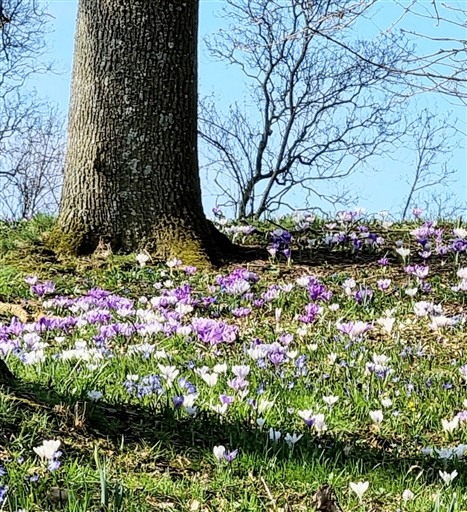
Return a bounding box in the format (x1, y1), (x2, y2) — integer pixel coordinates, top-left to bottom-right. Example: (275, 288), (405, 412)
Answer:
(231, 307), (251, 318)
(172, 396), (184, 408)
(32, 281), (55, 297)
(0, 486), (7, 504)
(224, 449), (238, 463)
(24, 275), (38, 286)
(354, 287), (373, 304)
(377, 279), (391, 290)
(220, 394), (235, 405)
(227, 377), (249, 391)
(299, 303), (321, 323)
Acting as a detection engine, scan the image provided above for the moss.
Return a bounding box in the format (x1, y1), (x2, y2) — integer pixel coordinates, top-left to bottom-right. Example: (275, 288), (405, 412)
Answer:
(150, 220), (222, 269)
(46, 226), (86, 256)
(165, 238), (215, 269)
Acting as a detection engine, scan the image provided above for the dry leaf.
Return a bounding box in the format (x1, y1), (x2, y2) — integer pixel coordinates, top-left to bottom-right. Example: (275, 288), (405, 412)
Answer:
(154, 503), (175, 510)
(311, 485), (342, 511)
(93, 239), (112, 259)
(189, 499), (201, 511)
(47, 486), (69, 502)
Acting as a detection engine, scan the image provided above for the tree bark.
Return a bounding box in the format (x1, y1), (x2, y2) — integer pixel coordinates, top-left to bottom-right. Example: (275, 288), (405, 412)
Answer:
(0, 360), (15, 384)
(52, 0), (232, 266)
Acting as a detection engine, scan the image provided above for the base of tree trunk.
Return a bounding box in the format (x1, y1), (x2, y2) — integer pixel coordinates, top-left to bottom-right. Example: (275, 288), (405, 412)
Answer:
(0, 360), (15, 385)
(48, 217), (238, 268)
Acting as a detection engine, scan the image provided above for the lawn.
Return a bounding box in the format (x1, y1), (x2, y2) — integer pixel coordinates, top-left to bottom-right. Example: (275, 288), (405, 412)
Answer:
(0, 211), (466, 511)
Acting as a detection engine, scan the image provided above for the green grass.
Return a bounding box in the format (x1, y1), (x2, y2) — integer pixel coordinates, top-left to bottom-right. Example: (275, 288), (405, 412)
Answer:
(0, 213), (467, 511)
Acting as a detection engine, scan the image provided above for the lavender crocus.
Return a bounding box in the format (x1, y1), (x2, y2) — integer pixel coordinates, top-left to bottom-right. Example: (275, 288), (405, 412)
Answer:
(224, 449), (238, 463)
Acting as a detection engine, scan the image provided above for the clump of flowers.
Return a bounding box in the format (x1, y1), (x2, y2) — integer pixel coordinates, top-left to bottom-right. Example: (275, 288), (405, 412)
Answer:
(268, 228), (292, 260)
(33, 439), (62, 472)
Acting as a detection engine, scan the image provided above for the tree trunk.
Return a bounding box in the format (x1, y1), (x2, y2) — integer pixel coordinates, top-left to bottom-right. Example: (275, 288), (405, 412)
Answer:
(0, 360), (15, 384)
(52, 0), (232, 266)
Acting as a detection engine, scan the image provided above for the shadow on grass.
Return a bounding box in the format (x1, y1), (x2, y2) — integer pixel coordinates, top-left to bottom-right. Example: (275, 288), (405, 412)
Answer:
(1, 376), (452, 490)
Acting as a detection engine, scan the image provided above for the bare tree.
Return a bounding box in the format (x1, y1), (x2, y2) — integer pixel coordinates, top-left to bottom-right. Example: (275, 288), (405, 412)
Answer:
(400, 109), (462, 221)
(0, 0), (52, 138)
(376, 0), (467, 100)
(0, 106), (65, 218)
(200, 0), (421, 219)
(418, 192), (467, 221)
(0, 0), (65, 218)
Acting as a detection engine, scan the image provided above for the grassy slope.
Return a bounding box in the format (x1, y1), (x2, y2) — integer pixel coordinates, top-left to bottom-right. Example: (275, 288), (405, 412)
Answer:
(0, 215), (466, 512)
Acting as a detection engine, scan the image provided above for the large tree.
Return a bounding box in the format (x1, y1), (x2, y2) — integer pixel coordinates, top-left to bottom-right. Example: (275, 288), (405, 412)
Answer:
(51, 0), (231, 266)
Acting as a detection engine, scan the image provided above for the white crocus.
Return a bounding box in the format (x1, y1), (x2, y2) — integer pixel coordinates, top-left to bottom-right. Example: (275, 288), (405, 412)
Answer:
(323, 395), (339, 407)
(453, 228), (467, 239)
(349, 481), (369, 502)
(213, 363), (227, 374)
(136, 252), (149, 267)
(33, 440), (61, 461)
(201, 373), (218, 387)
(182, 394), (198, 408)
(158, 364), (179, 386)
(395, 247), (410, 259)
(269, 427), (282, 442)
(429, 315), (456, 330)
(194, 366), (210, 377)
(174, 303), (193, 315)
(284, 432), (303, 448)
(257, 398), (275, 414)
(453, 444), (467, 458)
(87, 390), (103, 402)
(376, 317), (395, 334)
(213, 445), (226, 462)
(402, 489), (414, 502)
(441, 416), (459, 432)
(211, 403), (228, 415)
(327, 352), (338, 364)
(439, 470), (458, 485)
(380, 398), (392, 408)
(313, 413), (327, 434)
(369, 410), (383, 425)
(404, 287), (418, 297)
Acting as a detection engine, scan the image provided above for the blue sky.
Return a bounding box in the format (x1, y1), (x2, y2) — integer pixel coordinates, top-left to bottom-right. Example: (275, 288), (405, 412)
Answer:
(33, 0), (466, 219)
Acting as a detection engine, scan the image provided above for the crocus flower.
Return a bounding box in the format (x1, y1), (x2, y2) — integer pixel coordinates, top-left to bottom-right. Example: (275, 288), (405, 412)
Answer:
(33, 440), (61, 461)
(395, 247), (410, 260)
(442, 416), (459, 432)
(269, 427), (281, 442)
(298, 409), (315, 426)
(0, 486), (7, 504)
(232, 365), (250, 378)
(213, 445), (225, 462)
(439, 470), (458, 485)
(224, 449), (238, 463)
(377, 317), (395, 334)
(323, 395), (339, 406)
(136, 253), (149, 267)
(284, 432), (303, 448)
(158, 365), (179, 386)
(313, 413), (327, 434)
(349, 481), (369, 502)
(87, 390), (103, 402)
(369, 410), (383, 425)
